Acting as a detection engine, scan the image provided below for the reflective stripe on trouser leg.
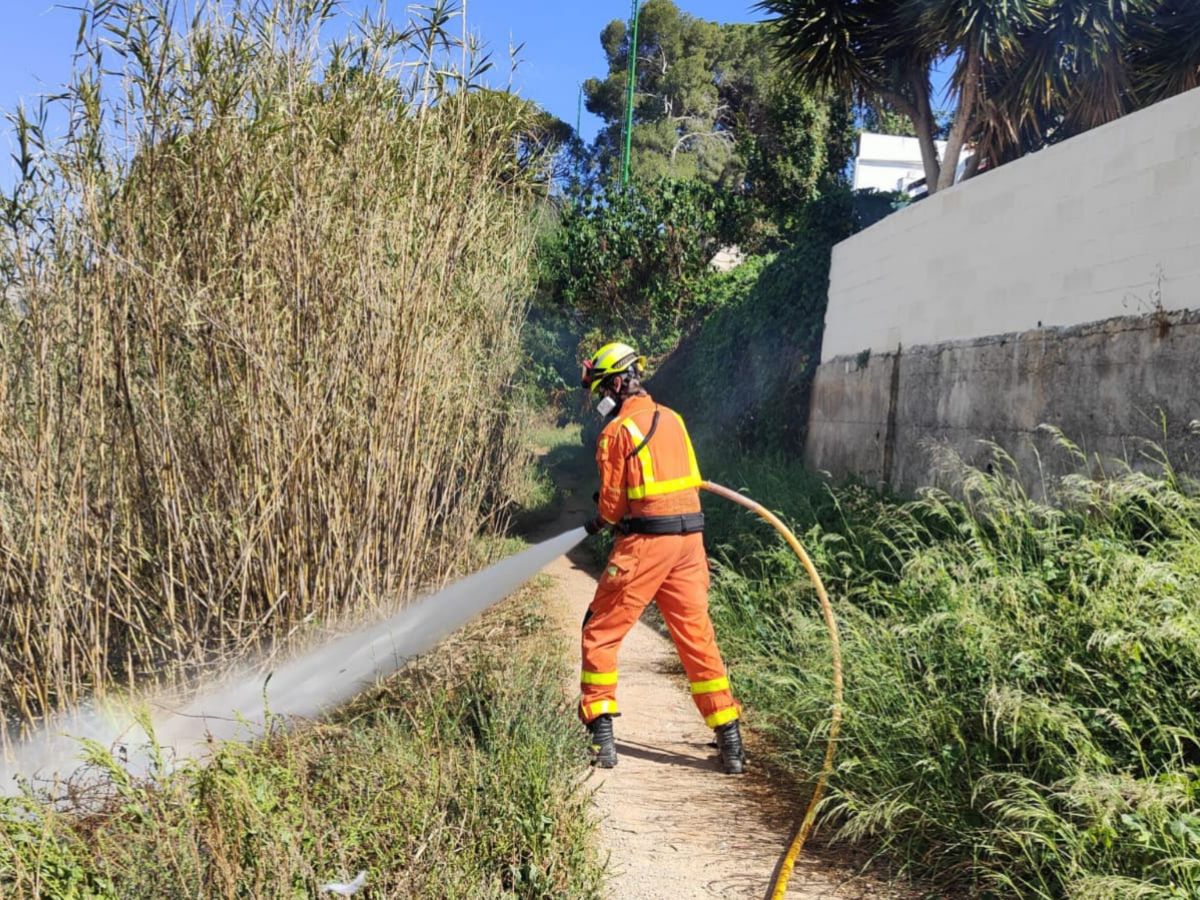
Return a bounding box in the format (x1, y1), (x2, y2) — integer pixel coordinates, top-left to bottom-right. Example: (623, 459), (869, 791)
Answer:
(693, 675), (738, 726)
(581, 669), (618, 686)
(581, 536), (662, 724)
(704, 706), (740, 728)
(690, 675), (729, 695)
(579, 672), (620, 723)
(581, 699), (619, 721)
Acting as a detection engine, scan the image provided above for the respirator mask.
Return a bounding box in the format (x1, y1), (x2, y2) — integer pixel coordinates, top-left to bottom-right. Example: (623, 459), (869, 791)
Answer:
(596, 395), (617, 418)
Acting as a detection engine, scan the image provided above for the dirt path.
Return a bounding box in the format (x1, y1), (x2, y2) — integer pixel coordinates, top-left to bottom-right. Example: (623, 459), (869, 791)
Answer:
(538, 478), (905, 899)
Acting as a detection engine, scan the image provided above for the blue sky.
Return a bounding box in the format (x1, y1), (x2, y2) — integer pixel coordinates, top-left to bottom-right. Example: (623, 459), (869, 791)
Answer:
(0, 1), (761, 184)
(1, 1), (957, 191)
(467, 1), (761, 136)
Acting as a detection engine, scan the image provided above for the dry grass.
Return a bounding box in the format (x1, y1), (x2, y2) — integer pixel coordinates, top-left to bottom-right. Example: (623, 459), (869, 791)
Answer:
(0, 580), (604, 898)
(0, 0), (550, 740)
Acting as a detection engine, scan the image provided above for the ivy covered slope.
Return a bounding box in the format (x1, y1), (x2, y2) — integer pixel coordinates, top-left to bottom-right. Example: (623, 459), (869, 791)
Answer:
(650, 189), (894, 454)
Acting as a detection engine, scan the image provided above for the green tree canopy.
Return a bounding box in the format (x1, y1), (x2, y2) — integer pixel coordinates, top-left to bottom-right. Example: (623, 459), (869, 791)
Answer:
(580, 0), (855, 226)
(737, 69), (855, 235)
(540, 178), (749, 354)
(584, 0), (771, 185)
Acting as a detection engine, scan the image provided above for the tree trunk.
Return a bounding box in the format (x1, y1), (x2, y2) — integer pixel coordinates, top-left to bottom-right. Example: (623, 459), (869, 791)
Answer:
(909, 73), (943, 194)
(938, 49), (981, 191)
(881, 83), (940, 194)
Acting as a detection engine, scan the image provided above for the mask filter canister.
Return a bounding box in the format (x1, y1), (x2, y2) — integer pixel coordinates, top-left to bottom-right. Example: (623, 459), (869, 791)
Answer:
(596, 396), (616, 418)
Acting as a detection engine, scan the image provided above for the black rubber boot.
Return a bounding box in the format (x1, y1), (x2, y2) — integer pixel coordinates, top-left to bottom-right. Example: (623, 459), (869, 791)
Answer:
(715, 720), (745, 775)
(588, 714), (618, 768)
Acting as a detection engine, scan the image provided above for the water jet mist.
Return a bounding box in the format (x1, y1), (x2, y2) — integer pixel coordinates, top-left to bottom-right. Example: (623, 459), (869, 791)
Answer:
(1, 528), (586, 792)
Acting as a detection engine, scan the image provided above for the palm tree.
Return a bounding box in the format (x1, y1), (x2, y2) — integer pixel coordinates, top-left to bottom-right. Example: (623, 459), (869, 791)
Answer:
(1129, 1), (1200, 104)
(756, 0), (947, 191)
(757, 0), (1171, 194)
(971, 1), (1145, 167)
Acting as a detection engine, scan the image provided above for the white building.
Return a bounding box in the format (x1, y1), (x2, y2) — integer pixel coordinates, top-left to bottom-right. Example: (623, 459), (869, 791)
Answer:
(708, 245), (746, 272)
(852, 132), (973, 196)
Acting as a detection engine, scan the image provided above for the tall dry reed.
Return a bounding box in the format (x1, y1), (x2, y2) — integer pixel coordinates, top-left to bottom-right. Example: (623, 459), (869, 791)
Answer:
(0, 0), (550, 739)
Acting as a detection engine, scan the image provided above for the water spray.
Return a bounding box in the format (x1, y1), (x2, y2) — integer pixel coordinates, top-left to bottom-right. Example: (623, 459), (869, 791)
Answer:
(4, 481), (841, 900)
(1, 528), (586, 791)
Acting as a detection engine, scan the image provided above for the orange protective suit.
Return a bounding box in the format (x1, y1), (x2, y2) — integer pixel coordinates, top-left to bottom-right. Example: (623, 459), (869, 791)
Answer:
(580, 393), (739, 729)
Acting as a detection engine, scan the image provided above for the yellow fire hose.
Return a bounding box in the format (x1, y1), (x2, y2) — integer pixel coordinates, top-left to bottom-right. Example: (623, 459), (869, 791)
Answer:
(701, 482), (844, 900)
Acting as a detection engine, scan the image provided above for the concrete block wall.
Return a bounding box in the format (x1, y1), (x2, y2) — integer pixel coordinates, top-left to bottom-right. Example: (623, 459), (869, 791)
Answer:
(806, 88), (1200, 491)
(805, 352), (896, 485)
(808, 312), (1200, 493)
(821, 87), (1200, 362)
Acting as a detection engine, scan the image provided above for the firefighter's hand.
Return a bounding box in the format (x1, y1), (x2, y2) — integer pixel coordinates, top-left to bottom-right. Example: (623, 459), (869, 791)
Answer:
(584, 516), (606, 536)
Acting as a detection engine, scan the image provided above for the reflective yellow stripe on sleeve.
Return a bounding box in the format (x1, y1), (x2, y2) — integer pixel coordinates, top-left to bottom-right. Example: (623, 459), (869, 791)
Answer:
(704, 707), (740, 728)
(581, 670), (618, 686)
(690, 676), (730, 695)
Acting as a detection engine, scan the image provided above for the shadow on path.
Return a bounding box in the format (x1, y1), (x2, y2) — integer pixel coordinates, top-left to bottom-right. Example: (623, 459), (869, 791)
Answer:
(614, 739), (724, 774)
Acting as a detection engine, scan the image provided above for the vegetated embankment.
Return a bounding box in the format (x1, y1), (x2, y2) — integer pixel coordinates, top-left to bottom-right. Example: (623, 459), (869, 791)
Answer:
(649, 188), (894, 454)
(0, 570), (604, 898)
(700, 440), (1200, 895)
(0, 1), (544, 739)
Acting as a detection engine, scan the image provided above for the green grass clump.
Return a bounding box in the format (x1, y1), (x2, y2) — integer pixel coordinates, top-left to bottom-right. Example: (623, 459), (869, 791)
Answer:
(507, 424), (588, 533)
(0, 586), (602, 899)
(701, 446), (1200, 897)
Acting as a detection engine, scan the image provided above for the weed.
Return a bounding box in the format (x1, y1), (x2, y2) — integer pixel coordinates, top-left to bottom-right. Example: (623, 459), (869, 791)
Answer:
(702, 446), (1200, 896)
(0, 586), (603, 898)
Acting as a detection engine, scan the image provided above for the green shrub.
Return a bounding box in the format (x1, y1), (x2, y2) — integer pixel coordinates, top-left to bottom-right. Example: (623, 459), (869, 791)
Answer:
(538, 178), (749, 357)
(702, 447), (1200, 897)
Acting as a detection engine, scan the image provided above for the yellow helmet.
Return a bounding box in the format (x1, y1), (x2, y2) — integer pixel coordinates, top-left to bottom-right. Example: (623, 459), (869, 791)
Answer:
(581, 342), (646, 394)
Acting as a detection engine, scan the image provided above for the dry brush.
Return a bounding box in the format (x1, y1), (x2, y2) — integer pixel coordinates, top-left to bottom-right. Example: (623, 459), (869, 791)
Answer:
(0, 0), (549, 740)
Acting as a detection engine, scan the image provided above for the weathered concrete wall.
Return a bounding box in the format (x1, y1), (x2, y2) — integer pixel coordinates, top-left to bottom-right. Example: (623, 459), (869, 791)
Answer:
(806, 311), (1200, 494)
(805, 351), (896, 486)
(821, 86), (1200, 362)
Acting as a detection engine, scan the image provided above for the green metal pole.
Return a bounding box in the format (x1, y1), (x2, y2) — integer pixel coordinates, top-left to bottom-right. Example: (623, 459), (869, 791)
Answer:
(620, 0), (640, 186)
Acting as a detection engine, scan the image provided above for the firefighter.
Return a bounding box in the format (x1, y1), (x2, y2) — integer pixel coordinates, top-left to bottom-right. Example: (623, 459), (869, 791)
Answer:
(577, 341), (745, 775)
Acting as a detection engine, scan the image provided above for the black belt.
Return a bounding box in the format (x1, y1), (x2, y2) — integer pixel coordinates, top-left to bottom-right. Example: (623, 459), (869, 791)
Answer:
(623, 513), (705, 535)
